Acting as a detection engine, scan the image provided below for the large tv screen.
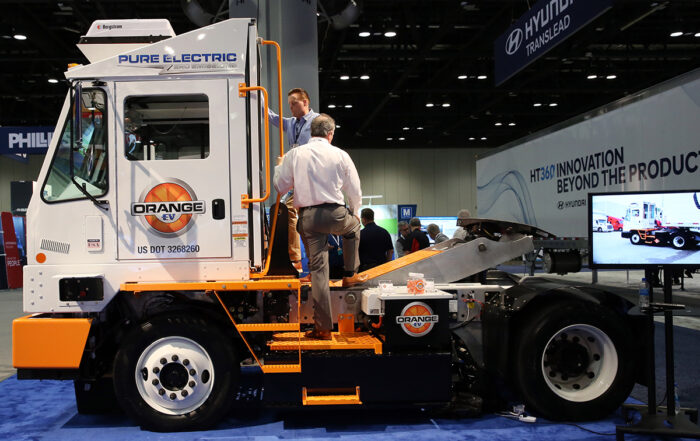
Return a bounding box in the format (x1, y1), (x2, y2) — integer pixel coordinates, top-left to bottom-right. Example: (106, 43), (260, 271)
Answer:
(589, 190), (700, 269)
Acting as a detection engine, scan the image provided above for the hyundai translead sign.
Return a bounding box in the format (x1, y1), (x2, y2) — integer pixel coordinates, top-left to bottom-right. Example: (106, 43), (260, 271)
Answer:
(494, 0), (612, 86)
(0, 126), (54, 155)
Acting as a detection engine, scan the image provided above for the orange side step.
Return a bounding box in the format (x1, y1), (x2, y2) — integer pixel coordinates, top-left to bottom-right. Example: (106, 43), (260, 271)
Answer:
(268, 331), (382, 354)
(261, 364), (302, 373)
(236, 323), (300, 332)
(302, 386), (362, 405)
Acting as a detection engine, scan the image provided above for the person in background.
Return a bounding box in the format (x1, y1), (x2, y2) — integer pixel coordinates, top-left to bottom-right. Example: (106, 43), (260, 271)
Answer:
(268, 88), (320, 272)
(405, 217), (430, 253)
(453, 209), (472, 240)
(359, 208), (394, 271)
(273, 114), (368, 340)
(395, 221), (410, 258)
(427, 223), (449, 244)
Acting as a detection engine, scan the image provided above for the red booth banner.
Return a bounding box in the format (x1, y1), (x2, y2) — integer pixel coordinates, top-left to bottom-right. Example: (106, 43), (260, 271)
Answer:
(1, 211), (22, 289)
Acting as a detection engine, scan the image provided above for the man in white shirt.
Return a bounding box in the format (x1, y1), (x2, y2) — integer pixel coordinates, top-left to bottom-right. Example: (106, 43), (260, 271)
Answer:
(267, 88), (320, 272)
(273, 114), (368, 339)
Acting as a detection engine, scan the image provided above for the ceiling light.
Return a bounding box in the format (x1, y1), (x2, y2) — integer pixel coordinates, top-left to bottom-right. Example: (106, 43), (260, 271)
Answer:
(384, 30), (397, 38)
(468, 137), (475, 141)
(417, 127), (423, 130)
(360, 75), (370, 80)
(425, 103), (434, 108)
(387, 137), (393, 141)
(549, 102), (558, 107)
(508, 122), (516, 126)
(402, 127), (409, 130)
(670, 31), (683, 37)
(336, 124), (341, 128)
(695, 32), (700, 37)
(606, 74), (617, 79)
(328, 104), (336, 108)
(13, 34), (27, 40)
(344, 104), (353, 108)
(48, 78), (58, 84)
(587, 74), (597, 79)
(442, 103), (451, 107)
(533, 103), (542, 107)
(359, 31), (371, 37)
(477, 75), (487, 80)
(494, 122), (502, 126)
(480, 137), (487, 140)
(457, 75), (467, 80)
(340, 75), (350, 80)
(399, 137), (405, 141)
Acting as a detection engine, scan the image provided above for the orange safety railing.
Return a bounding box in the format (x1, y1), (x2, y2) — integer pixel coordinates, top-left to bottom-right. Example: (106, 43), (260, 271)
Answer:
(241, 38), (286, 278)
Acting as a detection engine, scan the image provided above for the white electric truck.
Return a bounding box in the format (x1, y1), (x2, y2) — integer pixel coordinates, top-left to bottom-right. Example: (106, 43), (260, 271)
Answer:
(622, 192), (700, 249)
(13, 18), (647, 431)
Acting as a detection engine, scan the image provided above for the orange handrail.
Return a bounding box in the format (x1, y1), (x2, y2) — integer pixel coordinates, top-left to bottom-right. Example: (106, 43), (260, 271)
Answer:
(240, 84), (271, 207)
(249, 38), (285, 277)
(261, 40), (284, 156)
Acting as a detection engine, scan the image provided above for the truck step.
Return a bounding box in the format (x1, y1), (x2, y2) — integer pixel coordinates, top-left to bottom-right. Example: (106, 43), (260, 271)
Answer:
(302, 386), (362, 406)
(268, 332), (382, 354)
(236, 323), (300, 332)
(260, 364), (302, 373)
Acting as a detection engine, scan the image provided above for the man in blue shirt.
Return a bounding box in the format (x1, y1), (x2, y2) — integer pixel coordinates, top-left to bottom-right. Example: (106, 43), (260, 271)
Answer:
(268, 88), (320, 271)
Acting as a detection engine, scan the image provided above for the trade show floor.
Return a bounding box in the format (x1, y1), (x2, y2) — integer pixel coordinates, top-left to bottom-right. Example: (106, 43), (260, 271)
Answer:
(0, 370), (666, 441)
(1, 270), (700, 439)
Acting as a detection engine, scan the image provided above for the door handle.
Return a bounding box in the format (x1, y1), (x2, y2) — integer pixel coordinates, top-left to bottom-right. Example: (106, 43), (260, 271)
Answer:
(212, 199), (225, 220)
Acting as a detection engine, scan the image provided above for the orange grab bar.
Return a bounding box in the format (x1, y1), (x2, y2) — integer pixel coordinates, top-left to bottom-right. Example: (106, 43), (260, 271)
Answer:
(240, 84), (271, 207)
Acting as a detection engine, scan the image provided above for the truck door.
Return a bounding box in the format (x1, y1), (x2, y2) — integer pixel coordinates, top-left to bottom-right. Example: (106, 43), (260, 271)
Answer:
(116, 79), (231, 260)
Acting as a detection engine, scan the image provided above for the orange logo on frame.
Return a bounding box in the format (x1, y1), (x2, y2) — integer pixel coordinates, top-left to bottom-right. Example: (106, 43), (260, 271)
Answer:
(395, 301), (439, 337)
(131, 179), (205, 237)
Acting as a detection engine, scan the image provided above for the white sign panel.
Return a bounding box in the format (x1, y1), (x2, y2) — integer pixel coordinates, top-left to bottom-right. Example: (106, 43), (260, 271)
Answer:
(477, 72), (700, 237)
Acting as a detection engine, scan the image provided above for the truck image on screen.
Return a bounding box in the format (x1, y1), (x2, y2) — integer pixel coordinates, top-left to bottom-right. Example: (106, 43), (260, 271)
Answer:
(621, 193), (700, 249)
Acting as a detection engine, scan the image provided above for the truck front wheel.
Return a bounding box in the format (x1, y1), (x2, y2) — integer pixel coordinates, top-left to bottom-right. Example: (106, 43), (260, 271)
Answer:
(113, 315), (238, 431)
(513, 301), (636, 421)
(629, 233), (641, 245)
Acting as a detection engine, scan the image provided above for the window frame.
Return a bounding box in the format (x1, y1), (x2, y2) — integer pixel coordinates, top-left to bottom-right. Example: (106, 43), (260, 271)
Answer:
(40, 86), (109, 204)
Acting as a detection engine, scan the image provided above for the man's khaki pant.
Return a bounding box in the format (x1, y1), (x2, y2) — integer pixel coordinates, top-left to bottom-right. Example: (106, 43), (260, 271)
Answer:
(298, 204), (360, 331)
(285, 194), (301, 262)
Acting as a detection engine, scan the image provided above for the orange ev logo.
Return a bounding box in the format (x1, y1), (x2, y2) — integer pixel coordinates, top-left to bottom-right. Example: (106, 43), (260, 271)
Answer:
(131, 179), (205, 237)
(395, 301), (439, 337)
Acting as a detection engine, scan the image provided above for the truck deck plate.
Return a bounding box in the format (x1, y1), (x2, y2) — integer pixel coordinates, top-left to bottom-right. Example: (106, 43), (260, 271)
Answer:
(268, 332), (382, 354)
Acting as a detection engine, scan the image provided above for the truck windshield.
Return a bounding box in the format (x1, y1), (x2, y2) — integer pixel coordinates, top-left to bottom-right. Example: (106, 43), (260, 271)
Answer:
(42, 88), (108, 202)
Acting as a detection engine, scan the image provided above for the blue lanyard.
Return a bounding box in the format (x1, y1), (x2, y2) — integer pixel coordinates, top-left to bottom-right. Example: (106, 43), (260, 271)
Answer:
(293, 118), (306, 144)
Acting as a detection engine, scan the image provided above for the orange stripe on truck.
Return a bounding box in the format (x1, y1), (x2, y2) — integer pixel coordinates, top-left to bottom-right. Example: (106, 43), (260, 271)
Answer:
(13, 315), (92, 369)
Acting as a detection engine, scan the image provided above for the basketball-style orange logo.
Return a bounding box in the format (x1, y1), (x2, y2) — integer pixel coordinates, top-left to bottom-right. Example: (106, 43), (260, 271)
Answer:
(131, 179), (205, 237)
(395, 301), (439, 337)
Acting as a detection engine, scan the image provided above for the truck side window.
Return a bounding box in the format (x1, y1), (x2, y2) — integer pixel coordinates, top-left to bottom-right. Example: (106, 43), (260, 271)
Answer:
(42, 88), (108, 202)
(124, 94), (209, 161)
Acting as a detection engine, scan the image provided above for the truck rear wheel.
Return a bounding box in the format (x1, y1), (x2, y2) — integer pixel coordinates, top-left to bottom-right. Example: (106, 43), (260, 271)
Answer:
(513, 300), (636, 421)
(671, 234), (688, 250)
(113, 315), (238, 431)
(629, 232), (641, 245)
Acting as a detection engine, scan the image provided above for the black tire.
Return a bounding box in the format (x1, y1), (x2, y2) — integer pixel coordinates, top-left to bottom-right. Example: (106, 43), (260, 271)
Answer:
(629, 232), (641, 245)
(512, 300), (636, 421)
(74, 377), (119, 414)
(113, 315), (238, 431)
(597, 227), (602, 232)
(671, 234), (688, 250)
